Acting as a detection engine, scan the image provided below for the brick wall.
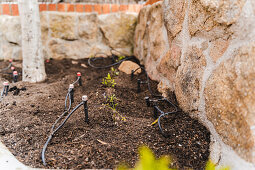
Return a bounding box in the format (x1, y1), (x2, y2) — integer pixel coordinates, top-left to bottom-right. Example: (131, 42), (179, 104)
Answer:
(0, 3), (143, 16)
(0, 0), (146, 4)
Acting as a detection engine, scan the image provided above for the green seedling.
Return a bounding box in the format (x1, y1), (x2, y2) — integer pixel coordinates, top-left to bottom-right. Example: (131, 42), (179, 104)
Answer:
(105, 94), (126, 122)
(118, 146), (229, 170)
(118, 146), (174, 170)
(116, 55), (125, 62)
(111, 67), (119, 76)
(102, 73), (116, 88)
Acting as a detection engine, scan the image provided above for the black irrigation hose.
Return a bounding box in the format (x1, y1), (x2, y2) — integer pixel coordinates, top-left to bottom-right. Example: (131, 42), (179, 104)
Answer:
(41, 101), (84, 166)
(88, 52), (180, 137)
(88, 55), (131, 69)
(41, 74), (83, 166)
(132, 66), (163, 98)
(88, 49), (133, 69)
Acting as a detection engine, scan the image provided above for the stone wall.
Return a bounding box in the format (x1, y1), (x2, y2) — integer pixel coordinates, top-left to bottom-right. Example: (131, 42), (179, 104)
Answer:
(134, 0), (255, 169)
(0, 3), (140, 60)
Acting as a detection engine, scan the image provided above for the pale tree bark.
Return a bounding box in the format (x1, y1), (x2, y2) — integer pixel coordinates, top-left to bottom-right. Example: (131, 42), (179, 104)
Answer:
(18, 0), (46, 83)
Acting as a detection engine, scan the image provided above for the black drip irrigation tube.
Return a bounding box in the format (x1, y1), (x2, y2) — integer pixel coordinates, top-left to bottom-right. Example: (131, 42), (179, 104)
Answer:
(88, 49), (133, 69)
(130, 66), (180, 136)
(87, 52), (180, 137)
(41, 73), (88, 166)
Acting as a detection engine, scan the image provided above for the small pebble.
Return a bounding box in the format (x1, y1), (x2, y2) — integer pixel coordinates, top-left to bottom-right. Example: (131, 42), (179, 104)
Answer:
(72, 60), (78, 65)
(81, 64), (87, 68)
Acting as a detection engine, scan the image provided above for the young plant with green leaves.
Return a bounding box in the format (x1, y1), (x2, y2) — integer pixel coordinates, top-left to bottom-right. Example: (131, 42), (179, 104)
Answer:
(102, 73), (116, 88)
(105, 94), (126, 121)
(118, 146), (229, 170)
(111, 67), (119, 77)
(116, 55), (126, 62)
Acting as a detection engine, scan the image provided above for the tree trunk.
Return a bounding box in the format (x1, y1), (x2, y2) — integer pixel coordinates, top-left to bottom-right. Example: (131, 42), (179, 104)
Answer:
(18, 0), (46, 83)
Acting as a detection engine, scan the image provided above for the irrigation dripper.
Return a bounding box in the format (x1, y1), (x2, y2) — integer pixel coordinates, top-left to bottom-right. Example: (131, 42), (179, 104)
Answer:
(82, 95), (89, 123)
(42, 96), (85, 166)
(77, 72), (82, 86)
(137, 79), (141, 93)
(13, 71), (18, 83)
(144, 96), (150, 107)
(131, 70), (134, 80)
(69, 84), (74, 103)
(1, 82), (9, 96)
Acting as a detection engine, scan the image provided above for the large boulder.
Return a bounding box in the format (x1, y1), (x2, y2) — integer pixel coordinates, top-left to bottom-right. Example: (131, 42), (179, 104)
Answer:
(0, 12), (138, 60)
(205, 42), (255, 163)
(134, 0), (255, 168)
(175, 45), (206, 112)
(98, 12), (137, 56)
(0, 16), (22, 60)
(48, 12), (77, 40)
(134, 5), (150, 63)
(133, 2), (169, 81)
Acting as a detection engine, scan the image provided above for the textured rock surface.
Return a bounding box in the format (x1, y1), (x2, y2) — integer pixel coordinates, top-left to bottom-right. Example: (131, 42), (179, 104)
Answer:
(134, 1), (168, 81)
(134, 0), (255, 167)
(175, 45), (206, 112)
(0, 16), (22, 60)
(205, 42), (255, 163)
(163, 0), (186, 38)
(49, 12), (77, 40)
(98, 12), (137, 56)
(0, 12), (137, 60)
(118, 60), (141, 75)
(134, 5), (150, 63)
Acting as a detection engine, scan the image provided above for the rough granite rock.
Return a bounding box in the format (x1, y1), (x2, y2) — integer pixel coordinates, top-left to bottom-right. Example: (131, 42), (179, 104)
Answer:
(147, 2), (167, 62)
(134, 5), (150, 64)
(48, 12), (77, 40)
(205, 42), (255, 163)
(175, 45), (206, 113)
(118, 61), (141, 75)
(0, 16), (22, 60)
(98, 12), (137, 56)
(163, 0), (186, 38)
(78, 13), (99, 42)
(133, 1), (168, 82)
(0, 16), (21, 45)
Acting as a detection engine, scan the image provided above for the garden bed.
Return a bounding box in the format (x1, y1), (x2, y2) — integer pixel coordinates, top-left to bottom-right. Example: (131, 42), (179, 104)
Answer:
(0, 58), (210, 169)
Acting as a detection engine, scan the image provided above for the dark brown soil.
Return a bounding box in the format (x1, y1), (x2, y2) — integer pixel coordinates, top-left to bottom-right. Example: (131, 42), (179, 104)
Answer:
(0, 58), (210, 169)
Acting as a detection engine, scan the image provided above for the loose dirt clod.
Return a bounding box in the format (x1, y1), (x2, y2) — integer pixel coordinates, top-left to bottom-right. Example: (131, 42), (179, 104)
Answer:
(0, 59), (210, 169)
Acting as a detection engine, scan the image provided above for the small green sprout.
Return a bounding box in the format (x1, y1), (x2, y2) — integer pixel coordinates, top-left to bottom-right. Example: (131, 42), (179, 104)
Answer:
(102, 73), (116, 88)
(111, 67), (119, 76)
(105, 94), (126, 122)
(118, 146), (229, 170)
(118, 146), (174, 170)
(116, 55), (126, 62)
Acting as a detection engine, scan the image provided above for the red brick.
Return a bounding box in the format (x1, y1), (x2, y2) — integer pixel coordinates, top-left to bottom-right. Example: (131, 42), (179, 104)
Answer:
(76, 4), (84, 13)
(57, 3), (66, 12)
(66, 4), (74, 12)
(2, 4), (10, 15)
(94, 4), (102, 14)
(111, 4), (119, 13)
(128, 4), (136, 12)
(11, 4), (19, 16)
(145, 0), (162, 5)
(84, 4), (92, 12)
(102, 4), (110, 14)
(119, 4), (128, 12)
(39, 4), (47, 12)
(48, 4), (56, 11)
